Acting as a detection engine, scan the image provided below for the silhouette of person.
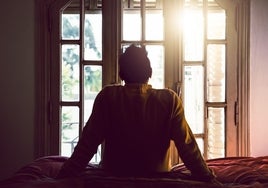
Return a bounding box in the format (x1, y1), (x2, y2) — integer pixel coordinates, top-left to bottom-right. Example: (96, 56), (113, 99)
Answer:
(57, 44), (217, 183)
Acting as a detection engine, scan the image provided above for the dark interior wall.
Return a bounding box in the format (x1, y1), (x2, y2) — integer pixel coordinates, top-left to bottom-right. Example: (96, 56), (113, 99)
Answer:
(0, 0), (35, 180)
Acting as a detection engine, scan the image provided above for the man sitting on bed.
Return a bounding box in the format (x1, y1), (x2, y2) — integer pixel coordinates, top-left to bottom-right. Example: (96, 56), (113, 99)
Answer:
(57, 44), (218, 184)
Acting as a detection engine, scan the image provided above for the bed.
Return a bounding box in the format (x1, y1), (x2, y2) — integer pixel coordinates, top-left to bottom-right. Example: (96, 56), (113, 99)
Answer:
(1, 156), (268, 188)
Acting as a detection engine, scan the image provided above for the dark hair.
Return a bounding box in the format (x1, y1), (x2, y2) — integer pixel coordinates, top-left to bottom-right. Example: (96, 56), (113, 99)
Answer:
(119, 44), (152, 83)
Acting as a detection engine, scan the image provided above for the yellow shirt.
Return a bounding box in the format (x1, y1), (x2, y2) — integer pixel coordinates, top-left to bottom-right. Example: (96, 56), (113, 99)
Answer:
(58, 84), (214, 180)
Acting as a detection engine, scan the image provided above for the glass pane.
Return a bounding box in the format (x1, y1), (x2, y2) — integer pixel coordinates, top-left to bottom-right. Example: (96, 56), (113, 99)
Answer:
(183, 8), (204, 61)
(184, 66), (204, 134)
(90, 145), (102, 164)
(207, 44), (225, 102)
(123, 10), (141, 41)
(207, 107), (225, 159)
(146, 45), (164, 89)
(61, 106), (79, 157)
(84, 65), (102, 164)
(184, 0), (203, 5)
(84, 65), (102, 123)
(207, 9), (226, 40)
(145, 10), (163, 40)
(196, 138), (204, 155)
(84, 14), (102, 60)
(145, 0), (158, 8)
(61, 14), (79, 40)
(61, 45), (80, 101)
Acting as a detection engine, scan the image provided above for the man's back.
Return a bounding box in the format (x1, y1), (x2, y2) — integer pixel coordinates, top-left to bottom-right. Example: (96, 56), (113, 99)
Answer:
(98, 84), (180, 175)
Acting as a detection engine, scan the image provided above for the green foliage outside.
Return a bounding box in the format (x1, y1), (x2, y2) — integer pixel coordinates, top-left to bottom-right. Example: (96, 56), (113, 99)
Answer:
(61, 14), (102, 142)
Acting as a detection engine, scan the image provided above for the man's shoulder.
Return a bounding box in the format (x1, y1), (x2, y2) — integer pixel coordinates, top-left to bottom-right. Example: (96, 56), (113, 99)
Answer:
(149, 88), (181, 104)
(151, 87), (177, 96)
(100, 84), (123, 95)
(103, 84), (123, 90)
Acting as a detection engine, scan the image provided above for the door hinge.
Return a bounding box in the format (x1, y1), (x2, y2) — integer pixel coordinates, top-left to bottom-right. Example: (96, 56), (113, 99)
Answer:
(234, 101), (239, 126)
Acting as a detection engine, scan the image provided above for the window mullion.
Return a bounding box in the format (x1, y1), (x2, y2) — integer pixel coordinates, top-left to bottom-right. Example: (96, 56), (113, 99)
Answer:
(79, 0), (85, 136)
(141, 0), (145, 43)
(203, 0), (208, 161)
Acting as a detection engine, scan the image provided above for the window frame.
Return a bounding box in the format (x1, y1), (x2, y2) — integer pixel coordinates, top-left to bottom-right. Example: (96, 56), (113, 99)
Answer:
(35, 0), (250, 158)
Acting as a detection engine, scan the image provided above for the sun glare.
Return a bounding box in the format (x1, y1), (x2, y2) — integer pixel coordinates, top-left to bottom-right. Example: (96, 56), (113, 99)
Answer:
(182, 8), (204, 61)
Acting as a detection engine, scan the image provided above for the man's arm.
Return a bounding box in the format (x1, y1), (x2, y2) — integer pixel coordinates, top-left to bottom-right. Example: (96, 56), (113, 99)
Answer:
(57, 91), (106, 179)
(170, 94), (216, 182)
(56, 124), (103, 178)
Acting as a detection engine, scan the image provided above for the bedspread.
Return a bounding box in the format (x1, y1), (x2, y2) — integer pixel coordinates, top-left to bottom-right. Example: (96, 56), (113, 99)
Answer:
(1, 156), (268, 188)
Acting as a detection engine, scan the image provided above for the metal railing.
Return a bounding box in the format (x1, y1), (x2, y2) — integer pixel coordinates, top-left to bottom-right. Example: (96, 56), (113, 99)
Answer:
(62, 122), (102, 164)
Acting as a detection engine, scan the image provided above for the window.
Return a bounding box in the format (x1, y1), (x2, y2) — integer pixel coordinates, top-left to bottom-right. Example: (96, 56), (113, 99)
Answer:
(36, 0), (250, 162)
(121, 0), (237, 162)
(60, 1), (103, 163)
(121, 0), (164, 89)
(182, 0), (227, 159)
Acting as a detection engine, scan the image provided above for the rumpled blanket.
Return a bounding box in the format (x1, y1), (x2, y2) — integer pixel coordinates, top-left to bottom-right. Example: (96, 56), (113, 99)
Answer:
(1, 156), (268, 188)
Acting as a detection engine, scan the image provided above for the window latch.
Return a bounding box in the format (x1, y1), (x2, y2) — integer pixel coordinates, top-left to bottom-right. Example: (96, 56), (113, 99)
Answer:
(234, 101), (239, 126)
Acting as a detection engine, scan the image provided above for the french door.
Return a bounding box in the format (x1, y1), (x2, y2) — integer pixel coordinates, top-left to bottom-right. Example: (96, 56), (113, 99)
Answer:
(49, 0), (118, 163)
(47, 0), (242, 163)
(179, 0), (239, 159)
(120, 0), (239, 160)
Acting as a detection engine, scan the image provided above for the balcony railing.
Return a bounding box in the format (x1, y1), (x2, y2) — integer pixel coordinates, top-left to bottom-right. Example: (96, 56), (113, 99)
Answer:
(61, 122), (102, 164)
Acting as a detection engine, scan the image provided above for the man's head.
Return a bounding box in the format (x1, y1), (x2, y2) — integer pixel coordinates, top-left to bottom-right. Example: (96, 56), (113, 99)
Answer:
(119, 44), (152, 84)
